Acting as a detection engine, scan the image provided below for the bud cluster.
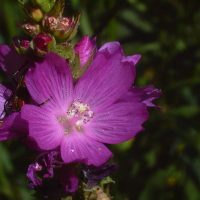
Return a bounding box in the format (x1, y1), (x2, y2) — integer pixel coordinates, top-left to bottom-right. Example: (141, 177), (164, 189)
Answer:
(15, 0), (97, 79)
(19, 0), (80, 58)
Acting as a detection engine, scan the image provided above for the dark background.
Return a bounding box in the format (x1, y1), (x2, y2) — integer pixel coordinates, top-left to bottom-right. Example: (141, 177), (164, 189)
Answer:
(0, 0), (200, 199)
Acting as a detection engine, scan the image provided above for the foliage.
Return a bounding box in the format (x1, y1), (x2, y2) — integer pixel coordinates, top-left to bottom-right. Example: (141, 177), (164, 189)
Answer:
(0, 0), (200, 199)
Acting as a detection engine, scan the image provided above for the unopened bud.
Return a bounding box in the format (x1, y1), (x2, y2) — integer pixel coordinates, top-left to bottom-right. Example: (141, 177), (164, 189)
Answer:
(22, 23), (40, 36)
(13, 38), (30, 54)
(47, 15), (80, 41)
(30, 8), (44, 22)
(42, 16), (58, 32)
(54, 17), (79, 40)
(33, 33), (53, 56)
(75, 36), (96, 68)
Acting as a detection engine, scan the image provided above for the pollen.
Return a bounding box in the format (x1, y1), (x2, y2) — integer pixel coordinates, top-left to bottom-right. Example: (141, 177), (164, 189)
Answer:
(57, 100), (94, 134)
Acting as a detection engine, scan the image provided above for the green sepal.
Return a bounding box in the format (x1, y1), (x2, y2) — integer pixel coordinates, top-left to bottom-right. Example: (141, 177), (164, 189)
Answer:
(24, 5), (44, 22)
(71, 54), (83, 80)
(48, 0), (65, 17)
(29, 40), (34, 50)
(53, 14), (81, 42)
(100, 176), (115, 186)
(33, 0), (56, 13)
(67, 14), (81, 41)
(49, 42), (75, 62)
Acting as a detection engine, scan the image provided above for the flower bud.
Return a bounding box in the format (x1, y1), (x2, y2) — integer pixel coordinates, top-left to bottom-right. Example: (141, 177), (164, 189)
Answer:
(23, 1), (44, 22)
(42, 16), (58, 32)
(21, 23), (40, 36)
(13, 38), (30, 54)
(54, 16), (80, 40)
(75, 36), (96, 68)
(48, 15), (80, 41)
(33, 33), (53, 56)
(30, 8), (44, 22)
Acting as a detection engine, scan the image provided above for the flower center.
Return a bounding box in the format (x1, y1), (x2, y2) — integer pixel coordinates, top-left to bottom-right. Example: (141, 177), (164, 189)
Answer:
(57, 100), (94, 134)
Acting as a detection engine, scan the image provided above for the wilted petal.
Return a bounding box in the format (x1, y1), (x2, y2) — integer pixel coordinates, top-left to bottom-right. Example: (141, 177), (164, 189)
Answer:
(27, 162), (43, 188)
(27, 151), (60, 188)
(62, 167), (79, 193)
(0, 84), (11, 119)
(27, 152), (79, 193)
(0, 44), (27, 75)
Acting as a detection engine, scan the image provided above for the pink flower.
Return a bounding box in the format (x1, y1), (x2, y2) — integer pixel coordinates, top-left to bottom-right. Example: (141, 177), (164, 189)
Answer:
(21, 42), (160, 166)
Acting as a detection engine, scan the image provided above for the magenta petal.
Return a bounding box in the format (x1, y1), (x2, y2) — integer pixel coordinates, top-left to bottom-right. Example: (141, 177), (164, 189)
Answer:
(21, 104), (64, 150)
(87, 101), (149, 144)
(0, 44), (27, 75)
(98, 42), (122, 55)
(74, 42), (136, 110)
(74, 36), (96, 68)
(25, 53), (73, 109)
(61, 134), (112, 166)
(123, 54), (141, 66)
(0, 112), (27, 141)
(133, 86), (161, 107)
(120, 85), (161, 108)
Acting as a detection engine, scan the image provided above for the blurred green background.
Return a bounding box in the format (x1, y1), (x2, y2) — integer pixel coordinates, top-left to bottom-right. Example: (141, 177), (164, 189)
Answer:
(0, 0), (200, 199)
